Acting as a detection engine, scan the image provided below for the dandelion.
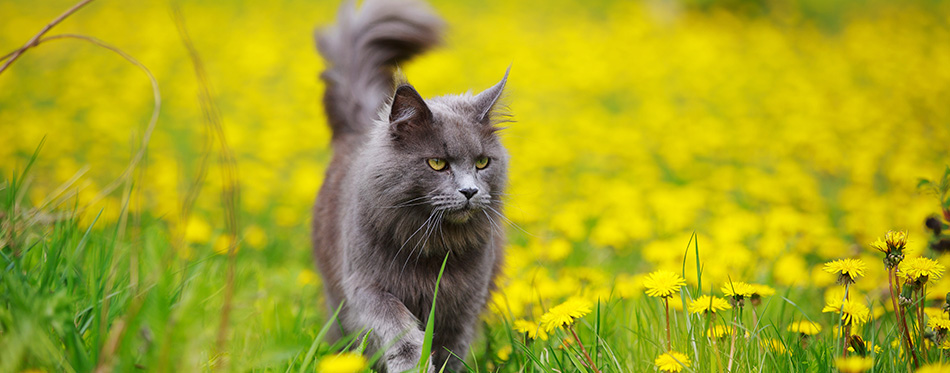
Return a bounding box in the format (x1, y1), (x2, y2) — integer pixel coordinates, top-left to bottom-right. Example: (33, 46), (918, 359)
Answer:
(872, 230), (907, 268)
(928, 317), (950, 347)
(874, 230), (919, 366)
(886, 230), (909, 251)
(643, 270), (686, 298)
(823, 258), (867, 285)
(316, 352), (367, 373)
(721, 280), (755, 306)
(643, 270), (685, 351)
(539, 298), (592, 332)
(654, 350), (690, 373)
(512, 319), (548, 341)
(787, 320), (822, 336)
(761, 339), (787, 354)
(496, 345), (512, 361)
(929, 317), (950, 331)
(749, 284), (775, 305)
(917, 363), (950, 373)
(688, 295), (732, 315)
(834, 356), (874, 373)
(297, 269), (319, 286)
(539, 297), (599, 373)
(822, 299), (870, 326)
(706, 325), (733, 339)
(900, 257), (945, 284)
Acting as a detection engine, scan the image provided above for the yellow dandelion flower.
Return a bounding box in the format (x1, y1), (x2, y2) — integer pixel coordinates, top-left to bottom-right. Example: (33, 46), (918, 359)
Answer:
(316, 352), (367, 373)
(917, 363), (950, 373)
(496, 345), (512, 361)
(834, 356), (873, 373)
(822, 299), (871, 326)
(721, 281), (755, 298)
(688, 295), (732, 314)
(643, 270), (687, 298)
(787, 320), (822, 336)
(900, 257), (946, 283)
(750, 284), (776, 297)
(539, 297), (592, 332)
(928, 317), (950, 331)
(297, 269), (319, 286)
(885, 230), (908, 251)
(869, 238), (888, 254)
(512, 319), (548, 340)
(823, 258), (867, 284)
(749, 283), (775, 306)
(654, 350), (690, 373)
(706, 325), (733, 339)
(761, 338), (787, 354)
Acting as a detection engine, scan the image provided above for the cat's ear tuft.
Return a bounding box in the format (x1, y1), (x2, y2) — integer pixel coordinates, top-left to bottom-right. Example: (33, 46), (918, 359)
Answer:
(389, 83), (432, 136)
(473, 65), (510, 125)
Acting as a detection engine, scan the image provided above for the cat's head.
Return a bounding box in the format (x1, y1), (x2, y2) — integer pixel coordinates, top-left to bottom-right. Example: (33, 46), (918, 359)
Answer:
(372, 68), (510, 224)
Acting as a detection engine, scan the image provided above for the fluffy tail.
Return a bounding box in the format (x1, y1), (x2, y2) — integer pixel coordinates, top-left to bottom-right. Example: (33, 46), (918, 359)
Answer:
(317, 0), (443, 141)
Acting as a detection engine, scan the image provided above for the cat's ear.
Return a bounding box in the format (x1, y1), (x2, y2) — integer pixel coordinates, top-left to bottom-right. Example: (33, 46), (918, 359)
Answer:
(473, 66), (510, 125)
(389, 83), (433, 136)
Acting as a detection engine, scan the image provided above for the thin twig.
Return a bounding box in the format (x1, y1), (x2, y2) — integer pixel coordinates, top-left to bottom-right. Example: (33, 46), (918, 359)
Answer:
(5, 34), (162, 217)
(0, 0), (96, 75)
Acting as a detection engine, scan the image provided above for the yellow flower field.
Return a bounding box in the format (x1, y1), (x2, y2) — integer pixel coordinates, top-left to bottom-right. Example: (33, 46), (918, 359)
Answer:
(3, 0), (950, 371)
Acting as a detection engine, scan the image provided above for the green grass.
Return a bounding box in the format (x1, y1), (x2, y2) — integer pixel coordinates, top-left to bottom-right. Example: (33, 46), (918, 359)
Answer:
(3, 155), (947, 372)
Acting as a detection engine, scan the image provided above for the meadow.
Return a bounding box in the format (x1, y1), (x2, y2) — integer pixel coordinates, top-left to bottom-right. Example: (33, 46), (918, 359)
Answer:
(2, 0), (950, 371)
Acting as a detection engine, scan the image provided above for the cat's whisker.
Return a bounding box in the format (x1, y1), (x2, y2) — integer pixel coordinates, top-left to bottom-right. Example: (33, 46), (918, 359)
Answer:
(390, 208), (438, 271)
(481, 211), (499, 259)
(486, 205), (533, 237)
(380, 194), (437, 209)
(404, 208), (443, 274)
(482, 210), (503, 237)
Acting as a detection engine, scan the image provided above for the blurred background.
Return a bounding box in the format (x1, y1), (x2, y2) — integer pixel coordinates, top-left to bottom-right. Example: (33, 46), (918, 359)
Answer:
(2, 0), (950, 369)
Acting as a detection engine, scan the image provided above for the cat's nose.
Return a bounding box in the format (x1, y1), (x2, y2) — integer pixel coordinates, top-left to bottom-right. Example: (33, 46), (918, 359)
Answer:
(458, 188), (478, 200)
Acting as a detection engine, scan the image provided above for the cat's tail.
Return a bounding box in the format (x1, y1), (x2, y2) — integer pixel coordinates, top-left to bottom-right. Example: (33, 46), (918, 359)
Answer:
(316, 0), (443, 142)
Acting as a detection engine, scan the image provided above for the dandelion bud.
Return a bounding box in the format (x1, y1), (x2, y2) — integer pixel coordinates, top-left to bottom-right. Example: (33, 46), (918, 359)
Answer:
(885, 230), (908, 252)
(899, 285), (915, 306)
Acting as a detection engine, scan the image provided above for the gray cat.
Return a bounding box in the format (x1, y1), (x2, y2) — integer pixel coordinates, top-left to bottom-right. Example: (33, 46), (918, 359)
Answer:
(311, 0), (509, 371)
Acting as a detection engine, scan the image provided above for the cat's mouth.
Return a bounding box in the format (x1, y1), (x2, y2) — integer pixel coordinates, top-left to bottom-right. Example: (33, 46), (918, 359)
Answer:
(443, 203), (479, 224)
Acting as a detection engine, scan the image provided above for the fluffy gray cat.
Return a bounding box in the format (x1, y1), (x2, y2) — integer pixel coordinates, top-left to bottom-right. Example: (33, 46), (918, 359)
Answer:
(311, 0), (509, 371)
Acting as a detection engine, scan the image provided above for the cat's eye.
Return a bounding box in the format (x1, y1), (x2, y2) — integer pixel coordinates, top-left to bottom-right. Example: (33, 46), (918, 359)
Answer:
(427, 158), (447, 171)
(475, 156), (490, 170)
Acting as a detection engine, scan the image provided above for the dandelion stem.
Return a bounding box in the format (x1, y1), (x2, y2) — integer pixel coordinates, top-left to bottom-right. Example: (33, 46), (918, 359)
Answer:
(842, 282), (851, 358)
(919, 286), (928, 364)
(727, 307), (739, 372)
(889, 266), (919, 368)
(665, 296), (672, 351)
(569, 325), (600, 373)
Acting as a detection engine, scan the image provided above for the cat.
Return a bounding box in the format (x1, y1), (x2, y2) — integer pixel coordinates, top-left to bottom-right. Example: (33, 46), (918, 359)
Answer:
(311, 0), (510, 371)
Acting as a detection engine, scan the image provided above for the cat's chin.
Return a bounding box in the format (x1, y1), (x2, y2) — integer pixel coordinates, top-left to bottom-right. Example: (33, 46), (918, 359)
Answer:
(445, 209), (476, 224)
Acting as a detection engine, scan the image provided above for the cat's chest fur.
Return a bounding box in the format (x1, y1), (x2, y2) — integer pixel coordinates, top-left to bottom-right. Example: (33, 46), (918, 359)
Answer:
(347, 200), (498, 321)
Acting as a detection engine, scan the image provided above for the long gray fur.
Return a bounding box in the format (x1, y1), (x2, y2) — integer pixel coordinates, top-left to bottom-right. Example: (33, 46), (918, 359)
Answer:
(312, 0), (510, 371)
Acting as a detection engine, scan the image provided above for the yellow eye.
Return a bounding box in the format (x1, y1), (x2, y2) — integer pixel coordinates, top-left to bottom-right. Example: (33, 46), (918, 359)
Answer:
(427, 158), (447, 171)
(475, 156), (490, 170)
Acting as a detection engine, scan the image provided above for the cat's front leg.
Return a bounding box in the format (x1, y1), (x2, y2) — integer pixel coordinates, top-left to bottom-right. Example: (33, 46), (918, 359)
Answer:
(345, 285), (433, 373)
(432, 309), (479, 372)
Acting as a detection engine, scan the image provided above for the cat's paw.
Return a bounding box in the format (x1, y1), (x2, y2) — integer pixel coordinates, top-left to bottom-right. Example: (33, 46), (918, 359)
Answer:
(385, 339), (433, 373)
